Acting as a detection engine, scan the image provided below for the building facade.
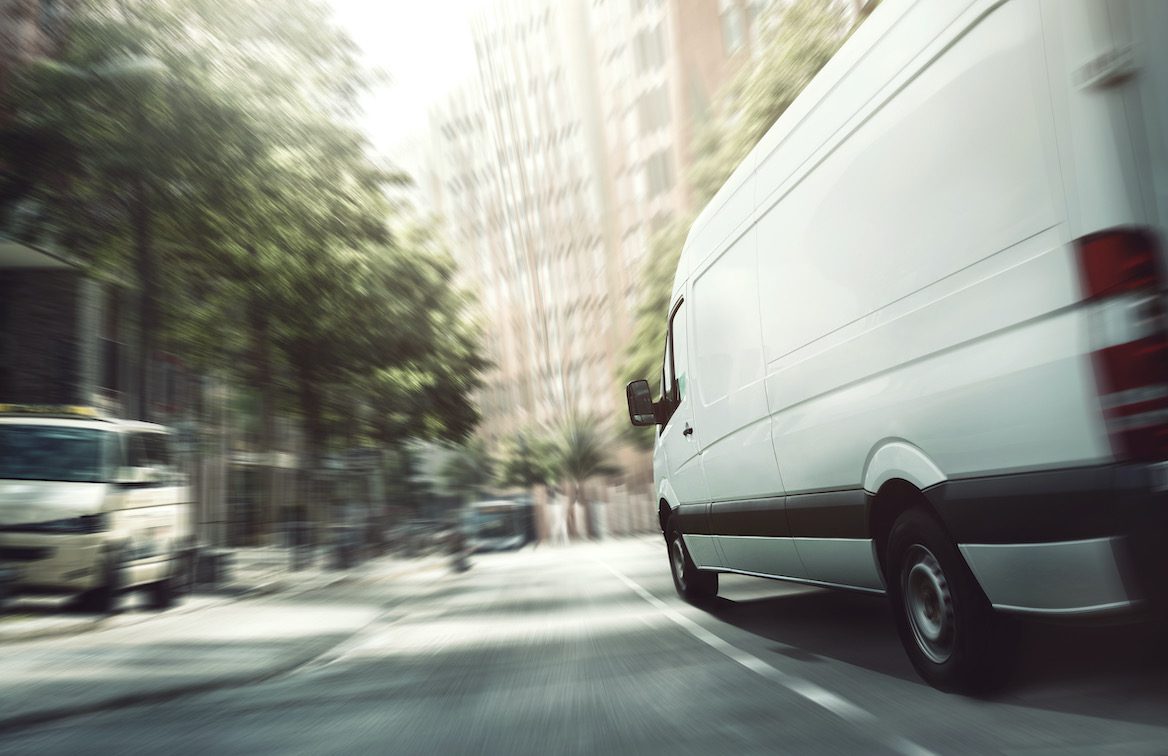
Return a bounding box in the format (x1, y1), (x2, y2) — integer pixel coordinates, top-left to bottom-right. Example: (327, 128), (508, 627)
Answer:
(430, 0), (767, 461)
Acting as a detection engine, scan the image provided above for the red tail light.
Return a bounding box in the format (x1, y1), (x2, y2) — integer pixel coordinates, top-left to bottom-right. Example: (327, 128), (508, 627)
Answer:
(1076, 228), (1168, 461)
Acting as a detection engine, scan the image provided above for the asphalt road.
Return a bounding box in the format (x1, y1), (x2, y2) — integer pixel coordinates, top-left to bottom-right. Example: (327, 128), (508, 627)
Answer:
(2, 537), (1167, 755)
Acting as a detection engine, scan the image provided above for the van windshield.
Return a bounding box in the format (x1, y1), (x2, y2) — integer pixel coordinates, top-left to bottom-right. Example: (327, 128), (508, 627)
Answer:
(0, 426), (112, 483)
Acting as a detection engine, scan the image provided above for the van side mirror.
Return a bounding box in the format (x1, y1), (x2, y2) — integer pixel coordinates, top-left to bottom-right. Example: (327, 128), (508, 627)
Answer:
(626, 380), (657, 426)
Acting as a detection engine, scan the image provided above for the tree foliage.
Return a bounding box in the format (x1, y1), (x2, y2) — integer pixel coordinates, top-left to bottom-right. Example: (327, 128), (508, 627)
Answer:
(496, 432), (558, 490)
(554, 416), (620, 487)
(0, 0), (485, 466)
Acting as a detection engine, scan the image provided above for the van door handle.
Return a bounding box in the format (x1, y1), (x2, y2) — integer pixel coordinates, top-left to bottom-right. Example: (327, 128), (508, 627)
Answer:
(683, 424), (694, 437)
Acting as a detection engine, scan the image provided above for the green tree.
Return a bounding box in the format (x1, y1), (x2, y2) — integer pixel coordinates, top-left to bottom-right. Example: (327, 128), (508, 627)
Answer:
(497, 432), (558, 490)
(552, 416), (620, 538)
(0, 0), (368, 419)
(1, 0), (487, 537)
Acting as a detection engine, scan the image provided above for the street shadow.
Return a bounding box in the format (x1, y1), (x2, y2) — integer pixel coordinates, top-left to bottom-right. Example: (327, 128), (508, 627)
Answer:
(704, 584), (1168, 726)
(704, 588), (917, 681)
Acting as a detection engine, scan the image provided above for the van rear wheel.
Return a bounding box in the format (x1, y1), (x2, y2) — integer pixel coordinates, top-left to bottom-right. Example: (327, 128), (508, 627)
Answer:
(886, 509), (1015, 693)
(666, 517), (717, 604)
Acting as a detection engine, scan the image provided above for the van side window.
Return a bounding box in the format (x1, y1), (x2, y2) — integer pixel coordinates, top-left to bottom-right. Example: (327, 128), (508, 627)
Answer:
(660, 298), (687, 424)
(672, 300), (689, 402)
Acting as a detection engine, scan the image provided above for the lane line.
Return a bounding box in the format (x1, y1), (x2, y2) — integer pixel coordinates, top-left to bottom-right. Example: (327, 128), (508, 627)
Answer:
(599, 560), (935, 756)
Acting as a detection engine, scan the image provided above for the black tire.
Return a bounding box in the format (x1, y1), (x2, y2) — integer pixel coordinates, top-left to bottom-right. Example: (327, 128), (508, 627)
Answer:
(173, 550), (195, 598)
(77, 552), (124, 615)
(885, 509), (1016, 693)
(145, 556), (184, 611)
(666, 516), (717, 604)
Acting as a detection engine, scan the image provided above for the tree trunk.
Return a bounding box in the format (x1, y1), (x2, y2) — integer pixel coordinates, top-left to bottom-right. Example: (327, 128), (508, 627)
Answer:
(246, 245), (277, 545)
(131, 175), (157, 421)
(295, 360), (326, 544)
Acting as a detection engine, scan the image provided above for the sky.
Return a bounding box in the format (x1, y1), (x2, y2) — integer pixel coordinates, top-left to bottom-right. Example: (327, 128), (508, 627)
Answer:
(327, 0), (481, 175)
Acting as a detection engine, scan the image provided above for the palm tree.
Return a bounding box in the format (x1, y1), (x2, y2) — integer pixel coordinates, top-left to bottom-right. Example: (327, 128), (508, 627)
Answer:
(497, 432), (557, 490)
(553, 415), (620, 539)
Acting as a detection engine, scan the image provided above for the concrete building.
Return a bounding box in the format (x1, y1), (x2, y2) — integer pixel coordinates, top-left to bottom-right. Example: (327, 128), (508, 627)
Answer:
(433, 0), (615, 444)
(591, 0), (769, 338)
(430, 0), (768, 460)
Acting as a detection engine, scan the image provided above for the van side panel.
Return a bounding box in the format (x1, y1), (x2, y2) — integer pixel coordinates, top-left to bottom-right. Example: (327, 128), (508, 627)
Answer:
(690, 228), (780, 501)
(755, 0), (1109, 500)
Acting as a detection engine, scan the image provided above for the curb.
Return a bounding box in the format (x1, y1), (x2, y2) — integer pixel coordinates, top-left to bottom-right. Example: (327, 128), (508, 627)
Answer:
(0, 557), (447, 736)
(0, 569), (350, 647)
(0, 615), (108, 645)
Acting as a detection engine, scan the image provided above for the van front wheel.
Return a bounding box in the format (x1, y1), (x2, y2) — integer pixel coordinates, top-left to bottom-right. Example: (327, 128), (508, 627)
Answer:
(145, 558), (183, 611)
(77, 551), (124, 615)
(666, 518), (717, 604)
(886, 509), (1014, 693)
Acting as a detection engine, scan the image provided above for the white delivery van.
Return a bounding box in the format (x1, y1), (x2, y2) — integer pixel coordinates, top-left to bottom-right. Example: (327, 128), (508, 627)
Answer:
(0, 406), (196, 612)
(626, 0), (1168, 692)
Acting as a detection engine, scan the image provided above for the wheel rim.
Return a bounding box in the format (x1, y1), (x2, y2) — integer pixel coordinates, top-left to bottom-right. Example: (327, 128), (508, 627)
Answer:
(670, 535), (687, 591)
(901, 544), (955, 664)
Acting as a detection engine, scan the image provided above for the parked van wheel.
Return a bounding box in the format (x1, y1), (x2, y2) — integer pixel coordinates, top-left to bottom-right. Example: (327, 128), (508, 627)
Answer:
(77, 552), (124, 615)
(886, 509), (1014, 693)
(146, 557), (184, 611)
(145, 575), (175, 611)
(667, 519), (717, 604)
(173, 550), (195, 598)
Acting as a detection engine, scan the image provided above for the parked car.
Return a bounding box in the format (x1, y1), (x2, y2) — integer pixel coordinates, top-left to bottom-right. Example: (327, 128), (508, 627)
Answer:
(626, 0), (1168, 692)
(0, 405), (196, 613)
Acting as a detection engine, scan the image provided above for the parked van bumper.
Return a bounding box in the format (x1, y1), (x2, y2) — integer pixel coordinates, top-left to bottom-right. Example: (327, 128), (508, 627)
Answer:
(0, 533), (106, 595)
(925, 465), (1168, 617)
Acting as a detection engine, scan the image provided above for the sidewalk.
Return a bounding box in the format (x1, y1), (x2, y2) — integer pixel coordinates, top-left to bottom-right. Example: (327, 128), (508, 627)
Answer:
(0, 552), (448, 734)
(0, 546), (343, 645)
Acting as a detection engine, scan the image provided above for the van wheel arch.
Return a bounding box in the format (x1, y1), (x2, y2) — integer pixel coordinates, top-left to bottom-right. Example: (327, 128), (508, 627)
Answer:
(658, 500), (674, 536)
(869, 479), (943, 581)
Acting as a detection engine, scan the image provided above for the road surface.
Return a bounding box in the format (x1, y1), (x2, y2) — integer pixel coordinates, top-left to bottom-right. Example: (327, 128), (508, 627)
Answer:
(2, 537), (1167, 755)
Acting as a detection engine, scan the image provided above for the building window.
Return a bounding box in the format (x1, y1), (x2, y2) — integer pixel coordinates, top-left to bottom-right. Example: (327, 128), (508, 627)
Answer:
(720, 0), (745, 54)
(633, 24), (665, 73)
(636, 85), (671, 136)
(644, 150), (674, 198)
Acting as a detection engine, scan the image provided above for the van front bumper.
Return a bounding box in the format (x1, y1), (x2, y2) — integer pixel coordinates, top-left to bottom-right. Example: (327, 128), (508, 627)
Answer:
(926, 464), (1168, 617)
(0, 533), (106, 594)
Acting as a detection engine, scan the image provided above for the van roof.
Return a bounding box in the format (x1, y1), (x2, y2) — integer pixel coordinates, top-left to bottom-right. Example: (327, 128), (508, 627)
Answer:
(678, 0), (900, 289)
(0, 415), (171, 434)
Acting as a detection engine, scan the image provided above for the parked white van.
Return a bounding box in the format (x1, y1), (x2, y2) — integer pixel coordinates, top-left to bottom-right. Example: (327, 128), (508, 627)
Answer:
(626, 0), (1168, 691)
(0, 406), (195, 612)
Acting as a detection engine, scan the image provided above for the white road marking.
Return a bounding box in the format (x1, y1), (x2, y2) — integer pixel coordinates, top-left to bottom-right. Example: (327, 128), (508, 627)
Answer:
(600, 560), (936, 756)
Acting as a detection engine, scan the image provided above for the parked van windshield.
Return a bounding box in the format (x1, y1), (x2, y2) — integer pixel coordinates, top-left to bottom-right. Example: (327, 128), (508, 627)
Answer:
(0, 426), (111, 483)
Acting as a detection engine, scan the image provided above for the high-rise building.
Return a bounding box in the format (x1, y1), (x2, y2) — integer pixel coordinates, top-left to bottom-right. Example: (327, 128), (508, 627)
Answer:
(430, 0), (764, 458)
(590, 0), (766, 342)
